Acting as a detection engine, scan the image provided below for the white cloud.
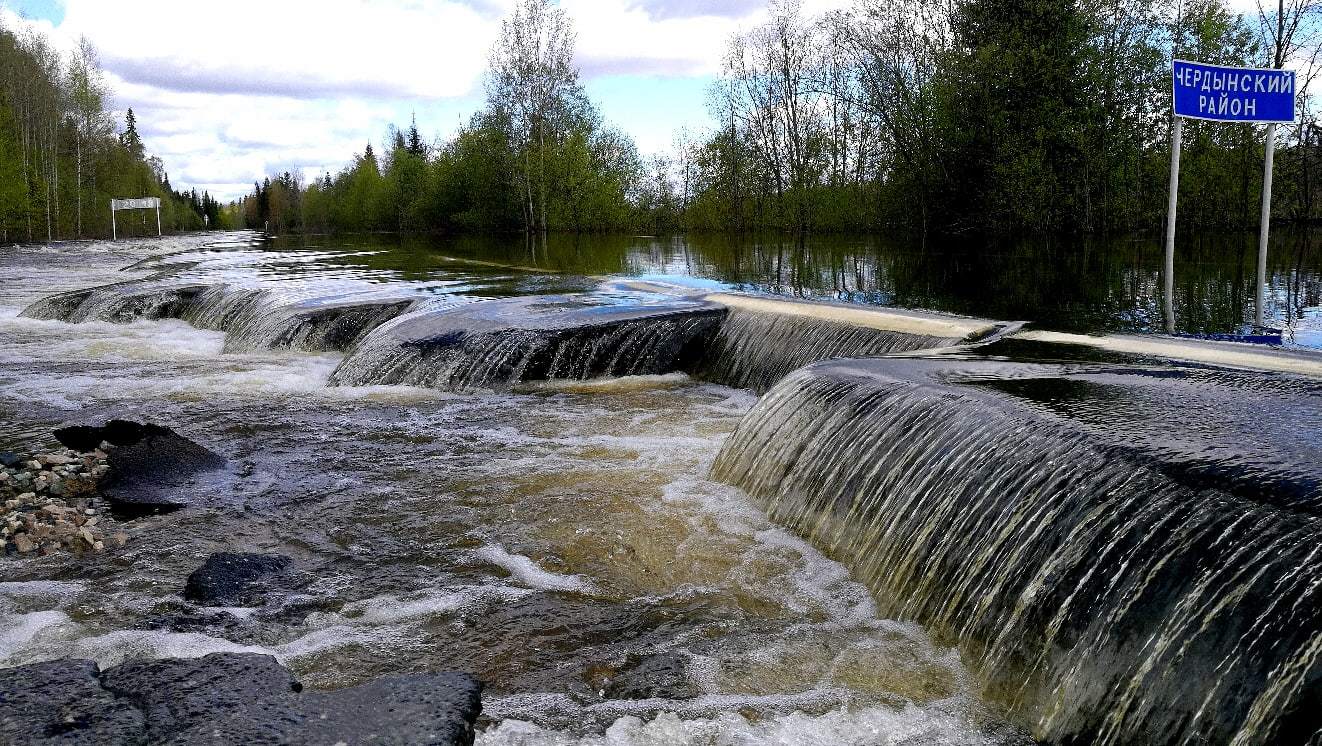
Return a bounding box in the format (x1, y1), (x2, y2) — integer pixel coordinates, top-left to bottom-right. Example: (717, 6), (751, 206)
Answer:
(59, 0), (497, 99)
(1, 0), (854, 201)
(569, 0), (853, 77)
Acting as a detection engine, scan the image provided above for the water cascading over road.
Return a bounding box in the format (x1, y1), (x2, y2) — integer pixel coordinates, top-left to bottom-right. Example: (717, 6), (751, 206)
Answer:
(712, 357), (1322, 744)
(5, 231), (1322, 745)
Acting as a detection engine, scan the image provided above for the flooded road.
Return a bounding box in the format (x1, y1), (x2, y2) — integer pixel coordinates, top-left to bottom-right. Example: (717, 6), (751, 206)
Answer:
(0, 233), (1018, 744)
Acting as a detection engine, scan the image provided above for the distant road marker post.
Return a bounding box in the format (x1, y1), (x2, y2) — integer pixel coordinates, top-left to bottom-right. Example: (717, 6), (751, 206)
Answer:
(1166, 60), (1296, 331)
(110, 197), (162, 241)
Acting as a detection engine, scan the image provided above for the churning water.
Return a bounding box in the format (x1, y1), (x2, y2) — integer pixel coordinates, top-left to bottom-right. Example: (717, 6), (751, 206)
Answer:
(0, 233), (1020, 744)
(713, 357), (1322, 744)
(2, 230), (1320, 745)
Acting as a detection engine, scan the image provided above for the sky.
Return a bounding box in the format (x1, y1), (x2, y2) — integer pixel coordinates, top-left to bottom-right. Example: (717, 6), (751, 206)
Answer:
(0, 0), (852, 202)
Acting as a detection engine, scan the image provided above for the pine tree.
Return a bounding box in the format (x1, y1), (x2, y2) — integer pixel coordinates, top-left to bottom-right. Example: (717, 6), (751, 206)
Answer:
(407, 114), (424, 157)
(121, 108), (144, 160)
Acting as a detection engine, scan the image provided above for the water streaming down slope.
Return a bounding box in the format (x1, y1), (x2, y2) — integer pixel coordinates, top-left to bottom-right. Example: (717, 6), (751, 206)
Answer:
(604, 282), (1001, 392)
(711, 357), (1322, 745)
(21, 248), (1002, 394)
(21, 278), (420, 354)
(1, 234), (1022, 745)
(329, 295), (725, 390)
(699, 308), (965, 393)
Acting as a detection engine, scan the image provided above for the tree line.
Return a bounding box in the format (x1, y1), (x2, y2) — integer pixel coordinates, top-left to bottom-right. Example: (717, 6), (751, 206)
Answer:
(235, 0), (1322, 238)
(0, 18), (217, 243)
(235, 0), (644, 237)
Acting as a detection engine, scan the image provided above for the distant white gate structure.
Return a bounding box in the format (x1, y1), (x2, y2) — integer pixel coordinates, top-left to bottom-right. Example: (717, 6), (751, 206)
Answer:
(110, 197), (161, 240)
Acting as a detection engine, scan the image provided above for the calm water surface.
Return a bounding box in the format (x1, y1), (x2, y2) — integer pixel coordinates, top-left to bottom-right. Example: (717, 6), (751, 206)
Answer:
(296, 230), (1322, 347)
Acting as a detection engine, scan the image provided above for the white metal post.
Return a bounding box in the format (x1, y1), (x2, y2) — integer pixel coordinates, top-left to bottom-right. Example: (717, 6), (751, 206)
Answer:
(1164, 117), (1183, 333)
(1255, 122), (1277, 329)
(111, 203), (117, 241)
(156, 205), (162, 237)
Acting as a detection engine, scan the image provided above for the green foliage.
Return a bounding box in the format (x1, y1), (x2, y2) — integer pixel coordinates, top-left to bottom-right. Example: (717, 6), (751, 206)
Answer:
(234, 0), (646, 236)
(0, 20), (213, 241)
(681, 0), (1316, 237)
(231, 0), (1320, 239)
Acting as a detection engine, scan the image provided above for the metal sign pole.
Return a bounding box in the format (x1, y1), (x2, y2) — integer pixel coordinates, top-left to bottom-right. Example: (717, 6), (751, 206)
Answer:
(156, 205), (162, 237)
(1255, 122), (1277, 329)
(1164, 117), (1183, 333)
(1169, 60), (1294, 338)
(111, 202), (117, 241)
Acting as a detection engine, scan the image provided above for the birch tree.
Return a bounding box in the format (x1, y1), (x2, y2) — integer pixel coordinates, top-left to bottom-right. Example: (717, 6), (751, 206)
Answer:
(487, 0), (578, 233)
(67, 36), (111, 238)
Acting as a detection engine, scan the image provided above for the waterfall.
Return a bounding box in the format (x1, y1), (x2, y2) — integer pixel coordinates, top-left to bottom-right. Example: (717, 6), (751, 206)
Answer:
(26, 271), (1002, 392)
(20, 282), (202, 323)
(329, 296), (724, 390)
(221, 299), (414, 353)
(601, 284), (1000, 392)
(698, 308), (964, 392)
(711, 357), (1322, 745)
(20, 280), (415, 354)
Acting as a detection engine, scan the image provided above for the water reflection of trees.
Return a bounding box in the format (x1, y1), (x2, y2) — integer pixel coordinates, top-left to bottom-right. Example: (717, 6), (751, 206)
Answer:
(276, 231), (1321, 338)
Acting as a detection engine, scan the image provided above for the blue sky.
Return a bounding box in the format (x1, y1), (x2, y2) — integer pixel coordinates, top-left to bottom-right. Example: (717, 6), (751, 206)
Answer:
(0, 0), (827, 201)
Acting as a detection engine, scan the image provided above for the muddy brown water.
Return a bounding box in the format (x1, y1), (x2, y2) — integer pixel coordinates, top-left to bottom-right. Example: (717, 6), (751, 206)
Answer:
(0, 232), (1023, 744)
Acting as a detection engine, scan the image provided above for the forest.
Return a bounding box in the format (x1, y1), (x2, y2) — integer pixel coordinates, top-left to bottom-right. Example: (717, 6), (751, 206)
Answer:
(6, 0), (1321, 241)
(235, 0), (1322, 238)
(0, 19), (218, 242)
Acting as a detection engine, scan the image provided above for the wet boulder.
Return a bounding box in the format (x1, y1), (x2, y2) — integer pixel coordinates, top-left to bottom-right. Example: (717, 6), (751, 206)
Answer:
(54, 419), (170, 453)
(53, 420), (226, 512)
(101, 653), (482, 745)
(183, 552), (293, 607)
(0, 653), (483, 745)
(0, 659), (145, 745)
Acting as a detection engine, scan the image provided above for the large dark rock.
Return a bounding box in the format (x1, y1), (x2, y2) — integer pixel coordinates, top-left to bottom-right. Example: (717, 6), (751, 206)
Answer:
(53, 419), (169, 452)
(0, 659), (144, 745)
(103, 654), (481, 746)
(0, 654), (482, 746)
(184, 552), (293, 607)
(53, 420), (226, 512)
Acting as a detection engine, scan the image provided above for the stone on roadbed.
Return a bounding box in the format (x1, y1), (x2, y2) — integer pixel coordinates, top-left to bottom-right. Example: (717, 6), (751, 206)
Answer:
(1, 447), (114, 556)
(0, 652), (482, 745)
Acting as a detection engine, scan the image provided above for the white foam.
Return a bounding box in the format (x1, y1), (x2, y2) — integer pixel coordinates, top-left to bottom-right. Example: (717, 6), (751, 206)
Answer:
(476, 544), (598, 593)
(477, 701), (1000, 746)
(517, 373), (694, 394)
(336, 585), (532, 626)
(0, 611), (71, 661)
(3, 628), (271, 670)
(275, 625), (380, 659)
(0, 580), (85, 601)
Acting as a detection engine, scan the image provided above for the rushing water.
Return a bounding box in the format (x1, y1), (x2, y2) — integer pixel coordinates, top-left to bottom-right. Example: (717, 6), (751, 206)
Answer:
(712, 357), (1322, 744)
(0, 232), (1021, 744)
(2, 230), (1320, 745)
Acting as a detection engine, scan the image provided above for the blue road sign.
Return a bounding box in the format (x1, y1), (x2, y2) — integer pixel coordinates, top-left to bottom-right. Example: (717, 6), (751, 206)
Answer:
(1173, 60), (1296, 122)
